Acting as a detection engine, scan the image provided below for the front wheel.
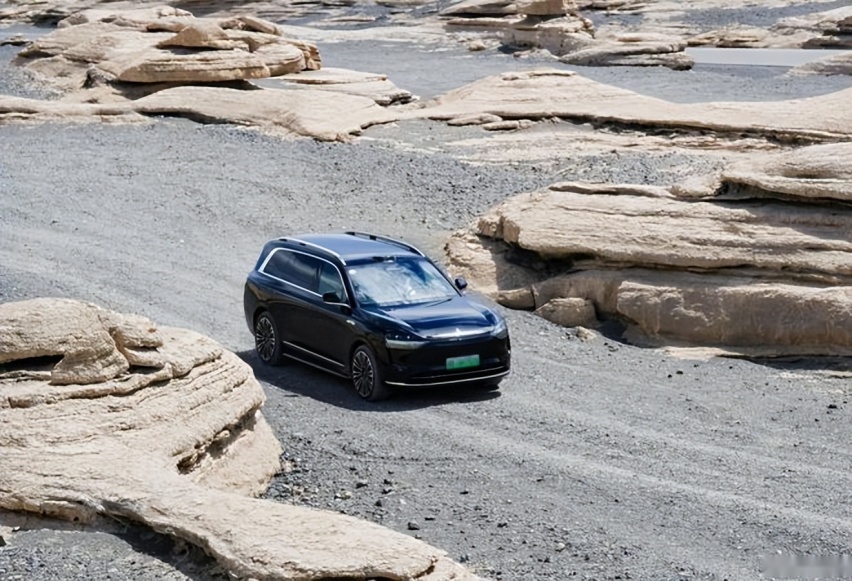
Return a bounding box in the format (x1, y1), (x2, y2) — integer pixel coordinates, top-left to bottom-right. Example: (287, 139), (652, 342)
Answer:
(351, 345), (390, 401)
(255, 311), (285, 365)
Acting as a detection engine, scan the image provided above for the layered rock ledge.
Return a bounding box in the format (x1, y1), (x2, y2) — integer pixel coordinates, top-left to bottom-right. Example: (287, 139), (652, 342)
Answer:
(0, 298), (481, 580)
(0, 7), (402, 140)
(445, 143), (852, 356)
(417, 69), (852, 143)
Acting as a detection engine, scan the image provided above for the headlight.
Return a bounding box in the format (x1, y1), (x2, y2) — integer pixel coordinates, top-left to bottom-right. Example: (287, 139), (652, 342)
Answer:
(492, 318), (509, 339)
(385, 332), (427, 350)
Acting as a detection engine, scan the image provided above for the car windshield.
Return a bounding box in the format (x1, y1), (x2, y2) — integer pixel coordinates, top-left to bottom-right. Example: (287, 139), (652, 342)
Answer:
(347, 256), (458, 308)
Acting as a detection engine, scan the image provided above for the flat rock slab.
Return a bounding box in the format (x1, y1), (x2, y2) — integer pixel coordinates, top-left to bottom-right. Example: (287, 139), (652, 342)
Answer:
(0, 298), (481, 581)
(271, 67), (416, 105)
(418, 69), (852, 142)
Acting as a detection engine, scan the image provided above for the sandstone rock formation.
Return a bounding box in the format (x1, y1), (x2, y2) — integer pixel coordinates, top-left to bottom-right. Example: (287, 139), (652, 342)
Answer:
(442, 0), (693, 69)
(689, 5), (852, 48)
(0, 298), (481, 580)
(0, 7), (415, 140)
(16, 7), (319, 90)
(418, 69), (852, 142)
(445, 143), (852, 355)
(788, 51), (852, 77)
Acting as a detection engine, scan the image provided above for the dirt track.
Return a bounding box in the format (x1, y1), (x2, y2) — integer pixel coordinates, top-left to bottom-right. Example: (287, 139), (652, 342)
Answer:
(2, 33), (852, 581)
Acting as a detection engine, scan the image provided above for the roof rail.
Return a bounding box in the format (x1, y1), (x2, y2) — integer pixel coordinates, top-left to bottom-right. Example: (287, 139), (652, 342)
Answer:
(344, 231), (424, 256)
(278, 236), (344, 261)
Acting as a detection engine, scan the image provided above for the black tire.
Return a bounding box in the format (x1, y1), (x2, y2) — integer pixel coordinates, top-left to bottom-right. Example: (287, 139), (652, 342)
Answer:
(254, 311), (285, 365)
(351, 345), (390, 401)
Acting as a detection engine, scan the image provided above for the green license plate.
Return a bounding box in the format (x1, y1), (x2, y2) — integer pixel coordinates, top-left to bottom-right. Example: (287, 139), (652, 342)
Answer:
(446, 354), (480, 370)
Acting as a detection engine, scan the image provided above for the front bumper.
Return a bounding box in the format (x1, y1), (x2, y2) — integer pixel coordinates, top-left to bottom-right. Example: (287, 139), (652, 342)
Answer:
(382, 334), (511, 388)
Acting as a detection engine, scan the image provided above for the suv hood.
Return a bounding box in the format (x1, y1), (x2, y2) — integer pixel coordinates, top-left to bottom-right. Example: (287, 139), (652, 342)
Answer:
(379, 296), (497, 338)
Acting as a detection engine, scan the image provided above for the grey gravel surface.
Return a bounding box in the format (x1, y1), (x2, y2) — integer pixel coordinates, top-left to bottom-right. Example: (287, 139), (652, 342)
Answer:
(2, 28), (852, 581)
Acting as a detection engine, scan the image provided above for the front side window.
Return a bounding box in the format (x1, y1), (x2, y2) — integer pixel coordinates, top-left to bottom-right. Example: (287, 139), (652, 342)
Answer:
(347, 257), (457, 308)
(318, 262), (346, 301)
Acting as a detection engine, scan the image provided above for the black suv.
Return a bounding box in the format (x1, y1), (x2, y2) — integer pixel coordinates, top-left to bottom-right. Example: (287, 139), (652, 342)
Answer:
(243, 232), (511, 400)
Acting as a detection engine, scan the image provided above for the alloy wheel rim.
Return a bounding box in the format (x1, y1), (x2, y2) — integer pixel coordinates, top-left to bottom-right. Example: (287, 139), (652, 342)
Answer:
(255, 316), (276, 362)
(352, 351), (374, 398)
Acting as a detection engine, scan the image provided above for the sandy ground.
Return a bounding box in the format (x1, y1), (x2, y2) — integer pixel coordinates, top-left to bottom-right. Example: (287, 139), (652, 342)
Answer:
(2, 16), (852, 581)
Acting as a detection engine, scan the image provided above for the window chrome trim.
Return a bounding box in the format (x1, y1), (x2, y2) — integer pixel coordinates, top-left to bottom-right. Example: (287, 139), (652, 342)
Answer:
(259, 247), (350, 304)
(282, 340), (344, 369)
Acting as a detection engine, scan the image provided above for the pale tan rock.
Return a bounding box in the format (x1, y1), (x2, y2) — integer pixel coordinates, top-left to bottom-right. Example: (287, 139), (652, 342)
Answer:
(16, 7), (318, 89)
(483, 119), (524, 130)
(517, 0), (568, 17)
(272, 67), (414, 106)
(420, 69), (852, 141)
(718, 143), (852, 202)
(157, 22), (243, 50)
(445, 15), (525, 28)
(57, 6), (194, 29)
(481, 185), (852, 274)
(559, 36), (694, 69)
(251, 42), (307, 76)
(0, 299), (482, 580)
(0, 298), (161, 385)
(235, 15), (281, 36)
(447, 112), (503, 125)
(617, 280), (852, 354)
(466, 38), (488, 51)
(444, 230), (545, 295)
(536, 297), (598, 327)
(497, 287), (536, 309)
(690, 6), (852, 48)
(788, 51), (852, 76)
(131, 86), (395, 141)
(109, 48), (271, 83)
(0, 85), (394, 141)
(503, 16), (594, 54)
(440, 0), (519, 17)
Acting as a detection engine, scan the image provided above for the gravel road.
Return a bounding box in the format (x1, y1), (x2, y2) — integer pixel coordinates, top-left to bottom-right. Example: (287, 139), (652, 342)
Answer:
(2, 29), (852, 581)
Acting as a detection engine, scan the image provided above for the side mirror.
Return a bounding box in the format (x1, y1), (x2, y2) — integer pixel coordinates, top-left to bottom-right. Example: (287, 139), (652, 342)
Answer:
(322, 292), (342, 304)
(454, 277), (468, 290)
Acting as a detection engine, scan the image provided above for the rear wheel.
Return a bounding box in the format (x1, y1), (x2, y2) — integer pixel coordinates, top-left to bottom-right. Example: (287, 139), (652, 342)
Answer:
(255, 311), (284, 365)
(351, 345), (390, 401)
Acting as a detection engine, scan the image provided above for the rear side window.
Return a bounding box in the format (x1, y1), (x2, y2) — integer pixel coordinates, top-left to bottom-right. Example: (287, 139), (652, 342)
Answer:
(261, 249), (321, 291)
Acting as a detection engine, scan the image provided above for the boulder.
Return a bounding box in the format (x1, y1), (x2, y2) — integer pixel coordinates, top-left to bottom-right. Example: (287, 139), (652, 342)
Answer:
(0, 298), (482, 580)
(536, 297), (598, 327)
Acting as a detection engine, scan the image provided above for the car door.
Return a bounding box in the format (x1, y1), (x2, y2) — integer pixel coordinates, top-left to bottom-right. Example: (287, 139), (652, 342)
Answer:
(301, 260), (358, 372)
(259, 248), (319, 356)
